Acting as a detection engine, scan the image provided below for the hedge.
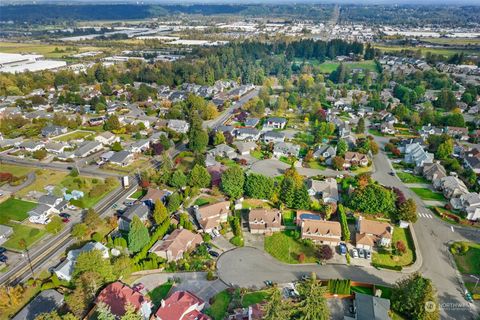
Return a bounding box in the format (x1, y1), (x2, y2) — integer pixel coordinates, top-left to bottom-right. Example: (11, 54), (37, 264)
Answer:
(328, 279), (351, 295)
(338, 204), (350, 241)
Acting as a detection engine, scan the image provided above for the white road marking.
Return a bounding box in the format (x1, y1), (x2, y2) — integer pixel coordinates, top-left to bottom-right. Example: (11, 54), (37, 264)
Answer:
(451, 226), (455, 232)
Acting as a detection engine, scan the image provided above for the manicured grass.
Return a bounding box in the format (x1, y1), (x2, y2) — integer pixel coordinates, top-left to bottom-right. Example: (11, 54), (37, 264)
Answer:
(451, 242), (480, 276)
(375, 285), (393, 299)
(103, 158), (151, 174)
(250, 150), (263, 160)
(372, 228), (415, 268)
(282, 210), (296, 226)
(396, 172), (428, 184)
(279, 156), (295, 165)
(242, 199), (272, 209)
(368, 129), (384, 137)
(294, 132), (315, 145)
(148, 282), (173, 309)
(63, 176), (119, 208)
(0, 164), (33, 177)
(0, 198), (36, 223)
(241, 290), (269, 307)
(17, 169), (68, 197)
(317, 62), (340, 73)
(130, 189), (146, 199)
(410, 188), (445, 201)
(305, 161), (327, 170)
(204, 290), (232, 320)
(3, 224), (47, 251)
(53, 130), (92, 142)
(194, 197), (215, 207)
(264, 230), (317, 264)
(351, 286), (373, 295)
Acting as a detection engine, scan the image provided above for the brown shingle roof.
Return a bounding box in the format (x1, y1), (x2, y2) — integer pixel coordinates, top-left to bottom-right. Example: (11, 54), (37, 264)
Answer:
(301, 219), (341, 237)
(358, 218), (392, 239)
(151, 229), (202, 261)
(248, 208), (282, 229)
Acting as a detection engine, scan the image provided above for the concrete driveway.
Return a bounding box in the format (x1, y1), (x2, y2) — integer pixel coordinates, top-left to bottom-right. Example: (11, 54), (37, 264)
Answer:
(135, 272), (227, 304)
(250, 159), (290, 177)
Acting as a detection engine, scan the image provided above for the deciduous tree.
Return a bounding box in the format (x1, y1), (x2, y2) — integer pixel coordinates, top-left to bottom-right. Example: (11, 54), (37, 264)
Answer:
(127, 216), (150, 253)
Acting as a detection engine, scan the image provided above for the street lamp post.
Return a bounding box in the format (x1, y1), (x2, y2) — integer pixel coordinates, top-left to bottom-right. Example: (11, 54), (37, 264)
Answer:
(471, 275), (479, 291)
(19, 239), (34, 278)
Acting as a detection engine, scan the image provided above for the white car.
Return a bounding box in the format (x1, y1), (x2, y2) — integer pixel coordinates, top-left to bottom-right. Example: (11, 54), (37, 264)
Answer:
(351, 248), (359, 258)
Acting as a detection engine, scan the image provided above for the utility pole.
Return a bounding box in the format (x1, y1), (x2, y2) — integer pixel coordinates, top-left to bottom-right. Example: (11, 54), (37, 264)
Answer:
(472, 275), (479, 291)
(19, 239), (34, 278)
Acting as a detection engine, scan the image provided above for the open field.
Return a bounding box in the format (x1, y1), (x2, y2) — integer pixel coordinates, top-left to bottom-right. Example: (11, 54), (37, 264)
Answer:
(420, 37), (480, 46)
(372, 228), (415, 269)
(62, 176), (119, 208)
(317, 60), (379, 73)
(264, 230), (317, 264)
(0, 198), (36, 224)
(374, 44), (478, 57)
(0, 164), (33, 177)
(0, 41), (106, 59)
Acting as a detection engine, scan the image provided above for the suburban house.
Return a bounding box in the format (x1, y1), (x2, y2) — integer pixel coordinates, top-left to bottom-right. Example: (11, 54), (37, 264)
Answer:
(235, 128), (261, 141)
(95, 131), (120, 145)
(94, 281), (152, 320)
(248, 208), (282, 235)
(273, 142), (300, 158)
(154, 291), (210, 320)
(128, 139), (150, 153)
(74, 141), (103, 158)
(344, 152), (369, 168)
(118, 203), (150, 231)
(353, 293), (391, 320)
(54, 242), (109, 281)
(380, 122), (396, 135)
(45, 142), (69, 154)
(464, 148), (480, 174)
(150, 228), (203, 261)
(141, 187), (171, 208)
(28, 195), (66, 224)
(263, 131), (285, 144)
(41, 125), (67, 138)
(306, 178), (339, 203)
(244, 117), (260, 127)
(355, 217), (393, 250)
(419, 125), (444, 138)
(263, 117), (287, 130)
(0, 224), (13, 245)
(450, 192), (480, 221)
(194, 201), (230, 233)
(108, 150), (134, 167)
(422, 162), (447, 185)
(11, 289), (64, 320)
(208, 143), (236, 159)
(167, 119), (190, 133)
(445, 126), (469, 140)
(233, 141), (257, 155)
(313, 145), (336, 164)
(436, 175), (469, 199)
(404, 143), (434, 167)
(19, 141), (45, 152)
(300, 219), (342, 246)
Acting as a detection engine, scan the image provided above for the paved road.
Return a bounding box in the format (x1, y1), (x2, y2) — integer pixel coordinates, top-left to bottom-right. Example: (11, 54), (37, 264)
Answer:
(0, 172), (35, 193)
(250, 159), (349, 178)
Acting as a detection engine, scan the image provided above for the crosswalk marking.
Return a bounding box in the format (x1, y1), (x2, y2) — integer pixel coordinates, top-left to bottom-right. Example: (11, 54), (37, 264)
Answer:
(419, 213), (433, 219)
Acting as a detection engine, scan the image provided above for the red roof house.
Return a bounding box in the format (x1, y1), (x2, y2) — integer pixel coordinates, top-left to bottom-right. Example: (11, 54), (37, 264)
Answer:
(154, 290), (210, 320)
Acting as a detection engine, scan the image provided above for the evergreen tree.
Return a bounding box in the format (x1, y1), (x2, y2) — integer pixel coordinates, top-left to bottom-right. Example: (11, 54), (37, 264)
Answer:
(221, 166), (245, 199)
(168, 169), (187, 188)
(280, 177), (296, 208)
(152, 200), (169, 225)
(293, 184), (311, 210)
(188, 164), (211, 188)
(337, 139), (348, 156)
(127, 216), (150, 253)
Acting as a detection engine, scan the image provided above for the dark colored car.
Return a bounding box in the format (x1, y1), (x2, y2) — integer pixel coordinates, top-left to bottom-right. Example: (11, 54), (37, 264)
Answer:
(208, 250), (219, 258)
(0, 247), (6, 254)
(389, 171), (395, 176)
(0, 255), (8, 263)
(339, 243), (347, 255)
(59, 213), (71, 218)
(62, 218), (70, 223)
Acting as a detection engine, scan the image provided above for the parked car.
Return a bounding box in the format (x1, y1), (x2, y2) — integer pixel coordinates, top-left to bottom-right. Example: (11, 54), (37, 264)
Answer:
(358, 248), (365, 259)
(0, 255), (8, 263)
(301, 274), (310, 281)
(339, 243), (347, 255)
(389, 171), (395, 176)
(62, 218), (70, 223)
(0, 247), (6, 254)
(208, 250), (219, 258)
(133, 283), (145, 292)
(351, 248), (359, 258)
(59, 212), (70, 218)
(264, 280), (273, 287)
(365, 250), (371, 260)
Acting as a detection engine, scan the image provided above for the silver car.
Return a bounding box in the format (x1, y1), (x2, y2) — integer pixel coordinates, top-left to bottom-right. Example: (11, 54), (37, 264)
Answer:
(365, 250), (371, 260)
(358, 248), (365, 259)
(351, 248), (359, 258)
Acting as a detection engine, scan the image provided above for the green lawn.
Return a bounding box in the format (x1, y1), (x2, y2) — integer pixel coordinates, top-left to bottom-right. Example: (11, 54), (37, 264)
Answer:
(375, 285), (393, 299)
(53, 130), (93, 142)
(250, 150), (263, 160)
(194, 197), (215, 207)
(351, 286), (374, 295)
(396, 172), (428, 184)
(130, 189), (146, 199)
(410, 188), (445, 201)
(241, 291), (269, 307)
(3, 224), (47, 251)
(264, 230), (317, 264)
(367, 129), (384, 137)
(305, 161), (327, 170)
(0, 198), (36, 223)
(62, 176), (119, 208)
(204, 290), (232, 320)
(17, 169), (68, 197)
(452, 242), (480, 276)
(148, 282), (173, 309)
(282, 210), (296, 227)
(372, 228), (415, 268)
(0, 164), (33, 177)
